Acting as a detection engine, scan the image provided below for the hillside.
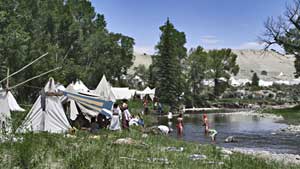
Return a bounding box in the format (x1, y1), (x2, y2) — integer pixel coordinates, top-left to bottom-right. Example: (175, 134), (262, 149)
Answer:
(131, 50), (297, 82)
(232, 49), (296, 81)
(128, 52), (153, 74)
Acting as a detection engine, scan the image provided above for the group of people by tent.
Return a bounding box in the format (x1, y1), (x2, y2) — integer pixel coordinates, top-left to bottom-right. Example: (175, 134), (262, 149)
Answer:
(0, 75), (155, 134)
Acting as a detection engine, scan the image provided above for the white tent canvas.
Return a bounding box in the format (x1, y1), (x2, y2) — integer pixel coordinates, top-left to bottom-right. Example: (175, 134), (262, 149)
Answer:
(70, 100), (79, 121)
(7, 91), (25, 112)
(136, 87), (155, 100)
(18, 78), (71, 133)
(0, 91), (11, 132)
(93, 75), (116, 102)
(112, 87), (133, 100)
(67, 80), (89, 92)
(0, 86), (25, 112)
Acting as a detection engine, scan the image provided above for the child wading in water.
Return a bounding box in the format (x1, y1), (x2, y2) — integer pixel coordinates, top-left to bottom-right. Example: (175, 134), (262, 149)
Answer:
(202, 113), (217, 143)
(176, 113), (184, 136)
(208, 129), (218, 143)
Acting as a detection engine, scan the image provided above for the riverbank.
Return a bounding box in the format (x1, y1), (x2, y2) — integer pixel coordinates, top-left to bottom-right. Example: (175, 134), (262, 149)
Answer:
(0, 129), (299, 169)
(262, 105), (300, 125)
(225, 147), (300, 165)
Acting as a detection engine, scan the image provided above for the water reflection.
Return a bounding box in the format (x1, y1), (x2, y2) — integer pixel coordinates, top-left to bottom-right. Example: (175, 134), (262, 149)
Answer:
(157, 112), (300, 154)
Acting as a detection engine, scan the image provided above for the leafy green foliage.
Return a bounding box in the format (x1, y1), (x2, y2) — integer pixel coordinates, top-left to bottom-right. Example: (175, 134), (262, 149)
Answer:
(152, 19), (187, 109)
(131, 65), (150, 89)
(186, 46), (210, 106)
(208, 49), (239, 96)
(0, 0), (134, 103)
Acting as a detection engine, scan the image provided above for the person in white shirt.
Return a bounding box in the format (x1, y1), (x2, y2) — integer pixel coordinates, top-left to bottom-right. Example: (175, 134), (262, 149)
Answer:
(168, 112), (173, 120)
(109, 103), (122, 131)
(158, 125), (171, 135)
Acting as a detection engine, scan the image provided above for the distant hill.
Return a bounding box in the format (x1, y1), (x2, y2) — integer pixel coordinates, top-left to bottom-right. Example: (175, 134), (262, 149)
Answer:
(232, 49), (295, 81)
(128, 52), (152, 74)
(131, 50), (297, 81)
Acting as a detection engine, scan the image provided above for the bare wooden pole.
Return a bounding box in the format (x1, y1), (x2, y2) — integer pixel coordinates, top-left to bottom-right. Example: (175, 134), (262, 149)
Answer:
(8, 67), (61, 90)
(6, 67), (9, 89)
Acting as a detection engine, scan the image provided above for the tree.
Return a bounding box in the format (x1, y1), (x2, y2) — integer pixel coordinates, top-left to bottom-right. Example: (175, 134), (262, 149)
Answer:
(208, 49), (239, 97)
(153, 18), (187, 109)
(262, 0), (300, 77)
(187, 46), (209, 106)
(251, 73), (259, 87)
(0, 0), (135, 102)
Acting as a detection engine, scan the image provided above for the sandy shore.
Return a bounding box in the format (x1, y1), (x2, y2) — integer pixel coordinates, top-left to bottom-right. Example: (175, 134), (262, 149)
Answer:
(223, 147), (300, 165)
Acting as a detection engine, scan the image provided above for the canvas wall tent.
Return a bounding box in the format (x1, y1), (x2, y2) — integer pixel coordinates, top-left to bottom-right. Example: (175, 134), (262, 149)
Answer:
(259, 80), (273, 87)
(63, 90), (114, 121)
(136, 87), (155, 100)
(112, 87), (134, 100)
(63, 77), (113, 122)
(17, 78), (71, 133)
(92, 75), (116, 102)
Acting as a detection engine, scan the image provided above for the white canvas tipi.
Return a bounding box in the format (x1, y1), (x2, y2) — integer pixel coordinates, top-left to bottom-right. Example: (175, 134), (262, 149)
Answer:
(0, 87), (25, 132)
(0, 87), (25, 112)
(93, 75), (116, 101)
(18, 78), (71, 133)
(0, 91), (11, 132)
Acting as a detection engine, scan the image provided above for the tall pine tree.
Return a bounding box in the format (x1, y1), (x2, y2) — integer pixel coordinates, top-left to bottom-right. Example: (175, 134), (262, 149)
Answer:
(154, 18), (186, 109)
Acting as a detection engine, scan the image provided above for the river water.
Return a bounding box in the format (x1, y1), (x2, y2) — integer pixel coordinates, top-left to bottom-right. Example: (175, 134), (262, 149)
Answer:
(157, 111), (300, 154)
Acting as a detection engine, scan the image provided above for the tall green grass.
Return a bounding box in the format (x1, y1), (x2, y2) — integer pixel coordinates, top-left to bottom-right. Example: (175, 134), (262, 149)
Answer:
(0, 129), (299, 169)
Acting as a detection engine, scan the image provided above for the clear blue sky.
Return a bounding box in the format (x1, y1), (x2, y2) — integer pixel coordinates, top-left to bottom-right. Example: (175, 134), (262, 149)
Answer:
(91, 0), (292, 54)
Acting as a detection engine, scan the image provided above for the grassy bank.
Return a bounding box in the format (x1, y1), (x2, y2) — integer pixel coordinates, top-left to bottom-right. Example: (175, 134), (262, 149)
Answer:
(3, 101), (299, 168)
(0, 129), (299, 169)
(262, 105), (300, 125)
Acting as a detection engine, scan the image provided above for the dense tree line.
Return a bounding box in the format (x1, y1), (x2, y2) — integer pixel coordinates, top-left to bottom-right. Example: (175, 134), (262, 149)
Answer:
(0, 1), (240, 108)
(0, 0), (134, 102)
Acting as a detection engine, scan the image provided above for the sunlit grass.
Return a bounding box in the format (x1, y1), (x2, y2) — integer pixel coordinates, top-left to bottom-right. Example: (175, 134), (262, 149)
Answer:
(0, 129), (299, 169)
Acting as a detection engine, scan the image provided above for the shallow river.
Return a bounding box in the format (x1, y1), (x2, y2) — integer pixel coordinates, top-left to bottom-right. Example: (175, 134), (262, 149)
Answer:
(157, 112), (300, 154)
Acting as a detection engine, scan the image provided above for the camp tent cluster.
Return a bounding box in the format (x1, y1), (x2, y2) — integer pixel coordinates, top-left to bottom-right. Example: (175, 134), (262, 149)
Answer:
(1, 74), (156, 133)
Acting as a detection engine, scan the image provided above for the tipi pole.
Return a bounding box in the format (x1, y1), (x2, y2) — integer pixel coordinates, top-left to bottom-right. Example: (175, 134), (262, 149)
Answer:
(6, 67), (9, 89)
(9, 67), (61, 90)
(0, 53), (49, 84)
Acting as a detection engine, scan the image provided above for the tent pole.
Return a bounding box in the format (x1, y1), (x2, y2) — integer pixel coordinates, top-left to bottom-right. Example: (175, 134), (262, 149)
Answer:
(8, 67), (61, 90)
(6, 67), (9, 89)
(0, 52), (48, 84)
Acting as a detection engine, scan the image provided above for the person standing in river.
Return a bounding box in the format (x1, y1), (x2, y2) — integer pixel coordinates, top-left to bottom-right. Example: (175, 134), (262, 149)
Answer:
(202, 113), (209, 134)
(176, 113), (184, 136)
